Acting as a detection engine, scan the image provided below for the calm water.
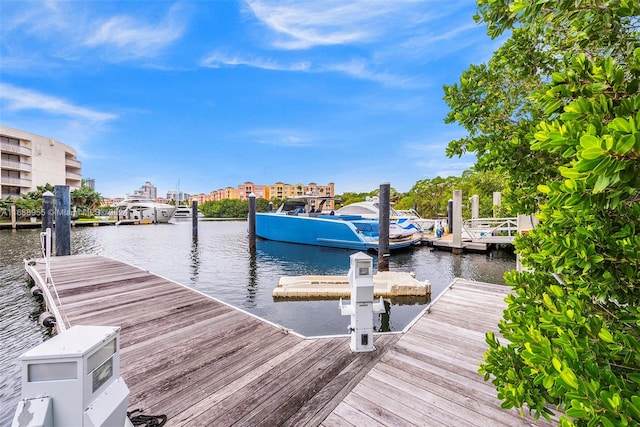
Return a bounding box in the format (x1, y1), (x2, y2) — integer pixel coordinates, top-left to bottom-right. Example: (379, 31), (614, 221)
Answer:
(0, 221), (515, 425)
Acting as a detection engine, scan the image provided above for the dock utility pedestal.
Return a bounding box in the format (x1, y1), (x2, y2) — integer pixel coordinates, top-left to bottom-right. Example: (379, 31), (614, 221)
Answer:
(339, 252), (385, 352)
(12, 325), (132, 427)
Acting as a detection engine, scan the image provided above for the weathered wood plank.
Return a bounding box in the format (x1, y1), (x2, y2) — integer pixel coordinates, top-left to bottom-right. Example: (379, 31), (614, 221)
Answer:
(370, 362), (534, 426)
(283, 334), (401, 427)
(344, 388), (437, 427)
(354, 373), (478, 427)
(203, 338), (349, 427)
(321, 403), (371, 427)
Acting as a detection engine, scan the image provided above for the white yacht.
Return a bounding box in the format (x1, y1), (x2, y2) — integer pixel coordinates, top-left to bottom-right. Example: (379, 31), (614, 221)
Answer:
(335, 196), (435, 232)
(170, 205), (204, 223)
(115, 198), (176, 224)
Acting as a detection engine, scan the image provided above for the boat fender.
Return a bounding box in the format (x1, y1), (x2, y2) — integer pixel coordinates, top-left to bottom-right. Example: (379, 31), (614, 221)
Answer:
(38, 312), (56, 328)
(30, 286), (43, 297)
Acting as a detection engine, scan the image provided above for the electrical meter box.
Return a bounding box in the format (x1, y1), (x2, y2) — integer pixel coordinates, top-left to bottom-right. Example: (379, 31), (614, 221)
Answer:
(14, 325), (130, 427)
(340, 252), (384, 352)
(348, 252), (374, 304)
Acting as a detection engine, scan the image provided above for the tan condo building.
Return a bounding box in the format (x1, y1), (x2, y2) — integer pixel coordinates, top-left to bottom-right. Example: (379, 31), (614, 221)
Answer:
(1, 126), (82, 198)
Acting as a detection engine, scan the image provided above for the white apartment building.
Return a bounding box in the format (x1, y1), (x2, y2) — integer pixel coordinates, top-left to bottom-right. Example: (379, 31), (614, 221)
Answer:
(0, 126), (82, 198)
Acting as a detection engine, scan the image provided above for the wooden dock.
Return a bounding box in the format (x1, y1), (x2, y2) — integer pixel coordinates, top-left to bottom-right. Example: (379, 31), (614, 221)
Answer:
(424, 235), (492, 252)
(25, 254), (554, 426)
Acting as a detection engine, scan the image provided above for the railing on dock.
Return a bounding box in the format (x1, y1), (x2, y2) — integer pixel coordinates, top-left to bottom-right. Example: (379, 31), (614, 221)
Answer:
(462, 217), (517, 244)
(29, 227), (68, 332)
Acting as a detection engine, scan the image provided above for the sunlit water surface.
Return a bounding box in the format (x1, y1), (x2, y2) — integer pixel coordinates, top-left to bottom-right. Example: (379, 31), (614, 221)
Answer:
(0, 221), (515, 424)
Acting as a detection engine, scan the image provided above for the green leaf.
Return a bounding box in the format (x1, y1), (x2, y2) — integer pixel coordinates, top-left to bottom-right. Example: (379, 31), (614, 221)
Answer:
(609, 117), (633, 133)
(598, 328), (614, 343)
(566, 407), (588, 418)
(559, 166), (583, 179)
(549, 285), (563, 297)
(559, 368), (579, 389)
(581, 147), (605, 160)
(538, 184), (550, 194)
(534, 131), (550, 141)
(615, 134), (635, 154)
(593, 175), (610, 193)
(580, 134), (601, 149)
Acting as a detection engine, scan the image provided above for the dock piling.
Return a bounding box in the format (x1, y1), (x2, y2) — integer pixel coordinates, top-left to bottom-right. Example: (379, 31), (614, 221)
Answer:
(192, 200), (198, 241)
(471, 194), (479, 226)
(11, 204), (16, 229)
(452, 190), (463, 254)
(493, 191), (502, 217)
(378, 183), (390, 271)
(54, 186), (71, 256)
(248, 193), (256, 252)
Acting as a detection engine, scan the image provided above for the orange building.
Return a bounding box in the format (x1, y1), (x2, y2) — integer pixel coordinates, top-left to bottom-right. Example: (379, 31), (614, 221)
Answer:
(200, 181), (335, 208)
(190, 193), (209, 205)
(237, 182), (268, 200)
(210, 187), (238, 201)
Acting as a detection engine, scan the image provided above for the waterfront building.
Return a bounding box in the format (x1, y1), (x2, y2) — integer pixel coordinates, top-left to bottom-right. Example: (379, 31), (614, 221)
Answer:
(82, 178), (95, 190)
(190, 193), (209, 205)
(208, 187), (238, 201)
(237, 182), (268, 200)
(267, 181), (335, 209)
(129, 181), (157, 200)
(188, 181), (335, 208)
(0, 126), (82, 198)
(167, 190), (190, 202)
(268, 182), (335, 199)
(103, 197), (124, 207)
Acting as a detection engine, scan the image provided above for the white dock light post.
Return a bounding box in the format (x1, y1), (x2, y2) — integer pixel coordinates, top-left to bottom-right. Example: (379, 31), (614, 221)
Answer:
(12, 325), (132, 427)
(339, 252), (385, 352)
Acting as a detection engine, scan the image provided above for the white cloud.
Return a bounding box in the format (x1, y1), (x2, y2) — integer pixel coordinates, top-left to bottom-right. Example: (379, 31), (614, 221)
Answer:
(244, 0), (421, 50)
(247, 129), (314, 147)
(0, 83), (116, 123)
(1, 1), (186, 66)
(403, 22), (479, 55)
(324, 58), (419, 88)
(200, 52), (310, 71)
(201, 51), (417, 87)
(84, 5), (185, 60)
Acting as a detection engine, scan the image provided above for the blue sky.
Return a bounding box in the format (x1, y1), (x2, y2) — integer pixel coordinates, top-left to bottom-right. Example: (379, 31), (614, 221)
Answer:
(0, 0), (500, 198)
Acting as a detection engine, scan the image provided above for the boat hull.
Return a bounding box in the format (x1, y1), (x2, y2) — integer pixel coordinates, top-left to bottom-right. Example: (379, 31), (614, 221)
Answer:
(255, 213), (420, 251)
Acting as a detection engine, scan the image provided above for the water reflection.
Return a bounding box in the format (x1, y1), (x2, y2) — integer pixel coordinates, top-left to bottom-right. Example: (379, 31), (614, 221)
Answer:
(189, 240), (200, 284)
(255, 239), (363, 276)
(245, 250), (258, 309)
(451, 251), (463, 278)
(377, 300), (392, 332)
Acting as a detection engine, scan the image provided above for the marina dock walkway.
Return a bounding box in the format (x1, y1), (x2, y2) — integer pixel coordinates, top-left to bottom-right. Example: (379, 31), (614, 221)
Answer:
(25, 254), (554, 426)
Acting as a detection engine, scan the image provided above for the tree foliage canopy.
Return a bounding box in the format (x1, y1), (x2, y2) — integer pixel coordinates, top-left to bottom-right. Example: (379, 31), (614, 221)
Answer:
(444, 1), (639, 425)
(396, 169), (506, 218)
(71, 183), (103, 213)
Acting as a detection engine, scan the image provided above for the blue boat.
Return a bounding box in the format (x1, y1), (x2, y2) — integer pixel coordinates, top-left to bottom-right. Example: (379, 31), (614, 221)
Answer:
(255, 195), (422, 251)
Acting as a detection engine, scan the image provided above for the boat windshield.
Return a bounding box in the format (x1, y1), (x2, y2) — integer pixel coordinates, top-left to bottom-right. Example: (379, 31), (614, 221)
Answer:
(279, 200), (307, 213)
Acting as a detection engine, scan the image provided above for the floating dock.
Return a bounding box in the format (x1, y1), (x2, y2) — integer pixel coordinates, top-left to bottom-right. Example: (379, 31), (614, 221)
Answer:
(23, 254), (555, 426)
(423, 233), (493, 252)
(273, 271), (430, 300)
